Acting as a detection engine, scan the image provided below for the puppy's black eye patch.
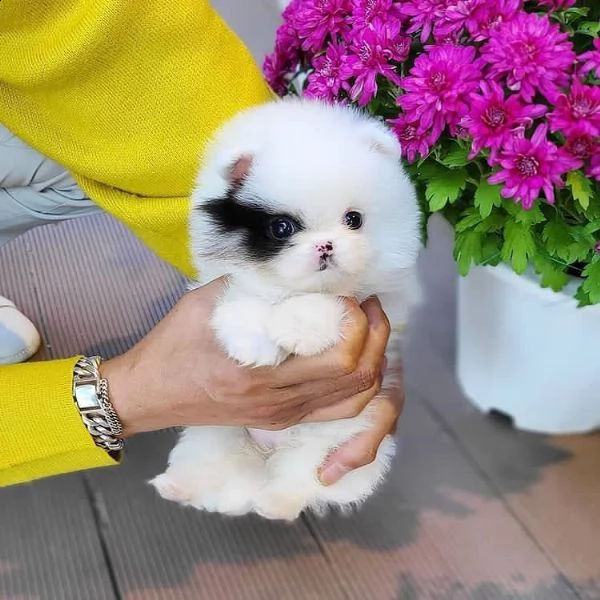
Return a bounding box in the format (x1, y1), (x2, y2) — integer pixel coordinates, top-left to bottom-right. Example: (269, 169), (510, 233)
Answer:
(201, 188), (305, 261)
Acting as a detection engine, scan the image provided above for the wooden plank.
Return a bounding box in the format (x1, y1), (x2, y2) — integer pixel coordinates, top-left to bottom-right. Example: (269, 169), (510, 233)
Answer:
(304, 392), (579, 600)
(23, 214), (347, 600)
(0, 474), (117, 600)
(88, 430), (347, 600)
(0, 232), (49, 362)
(1, 228), (117, 600)
(25, 215), (187, 361)
(403, 216), (600, 598)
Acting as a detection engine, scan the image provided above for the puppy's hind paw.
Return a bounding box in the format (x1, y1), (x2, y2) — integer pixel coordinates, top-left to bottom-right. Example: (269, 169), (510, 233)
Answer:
(253, 489), (307, 522)
(149, 473), (192, 505)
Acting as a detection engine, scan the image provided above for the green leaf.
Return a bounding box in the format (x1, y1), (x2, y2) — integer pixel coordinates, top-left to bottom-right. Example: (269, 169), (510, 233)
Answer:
(542, 216), (591, 263)
(454, 229), (482, 276)
(564, 6), (590, 19)
(456, 207), (483, 233)
(481, 234), (503, 266)
(456, 206), (505, 235)
(584, 220), (600, 236)
(504, 200), (545, 226)
(501, 221), (536, 274)
(569, 226), (596, 263)
(475, 211), (505, 233)
(516, 205), (545, 226)
(474, 179), (503, 219)
(439, 146), (470, 168)
(413, 160), (446, 183)
(543, 216), (575, 262)
(582, 259), (600, 304)
(575, 284), (593, 308)
(533, 255), (570, 292)
(566, 170), (593, 210)
(577, 20), (600, 36)
(425, 168), (468, 211)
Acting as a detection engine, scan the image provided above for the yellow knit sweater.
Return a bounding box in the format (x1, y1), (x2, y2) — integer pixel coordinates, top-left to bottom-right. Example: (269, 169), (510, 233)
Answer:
(0, 0), (273, 486)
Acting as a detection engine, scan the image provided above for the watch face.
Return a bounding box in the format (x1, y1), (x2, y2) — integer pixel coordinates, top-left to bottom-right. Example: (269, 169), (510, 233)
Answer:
(76, 383), (100, 410)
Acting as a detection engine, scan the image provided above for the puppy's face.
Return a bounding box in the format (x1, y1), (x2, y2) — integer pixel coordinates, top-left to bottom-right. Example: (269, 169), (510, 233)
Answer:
(191, 100), (420, 296)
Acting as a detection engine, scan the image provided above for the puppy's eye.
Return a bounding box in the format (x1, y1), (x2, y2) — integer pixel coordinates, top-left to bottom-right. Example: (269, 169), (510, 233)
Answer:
(268, 217), (298, 240)
(344, 211), (363, 230)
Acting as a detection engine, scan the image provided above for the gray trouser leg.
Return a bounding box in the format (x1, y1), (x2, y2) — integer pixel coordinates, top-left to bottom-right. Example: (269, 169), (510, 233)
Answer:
(0, 124), (102, 249)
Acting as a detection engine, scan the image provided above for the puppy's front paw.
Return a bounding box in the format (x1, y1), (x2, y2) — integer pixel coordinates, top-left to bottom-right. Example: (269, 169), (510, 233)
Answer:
(268, 295), (345, 357)
(213, 298), (288, 366)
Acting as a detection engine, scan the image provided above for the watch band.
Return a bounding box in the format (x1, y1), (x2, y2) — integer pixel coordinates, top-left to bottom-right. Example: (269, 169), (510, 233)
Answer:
(72, 356), (124, 454)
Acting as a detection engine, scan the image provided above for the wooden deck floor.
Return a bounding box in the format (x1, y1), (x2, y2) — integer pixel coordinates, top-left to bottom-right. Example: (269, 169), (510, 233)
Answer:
(1, 213), (598, 600)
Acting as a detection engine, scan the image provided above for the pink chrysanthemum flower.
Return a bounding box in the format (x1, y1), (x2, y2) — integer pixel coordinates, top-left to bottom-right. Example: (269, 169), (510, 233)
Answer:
(263, 54), (285, 95)
(294, 0), (351, 53)
(580, 39), (600, 78)
(348, 0), (404, 30)
(305, 43), (358, 101)
(536, 0), (576, 9)
(589, 154), (600, 182)
(263, 23), (302, 95)
(349, 22), (409, 106)
(466, 0), (522, 41)
(481, 12), (575, 102)
(399, 44), (482, 147)
(434, 0), (486, 40)
(488, 124), (581, 209)
(548, 79), (600, 137)
(462, 81), (546, 159)
(562, 124), (598, 171)
(398, 0), (451, 43)
(388, 114), (432, 161)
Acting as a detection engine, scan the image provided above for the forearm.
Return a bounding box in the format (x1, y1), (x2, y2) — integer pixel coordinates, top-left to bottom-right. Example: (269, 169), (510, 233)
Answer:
(0, 357), (118, 488)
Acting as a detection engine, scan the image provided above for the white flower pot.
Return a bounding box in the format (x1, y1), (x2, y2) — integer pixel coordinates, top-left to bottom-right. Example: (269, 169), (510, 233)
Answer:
(456, 262), (600, 434)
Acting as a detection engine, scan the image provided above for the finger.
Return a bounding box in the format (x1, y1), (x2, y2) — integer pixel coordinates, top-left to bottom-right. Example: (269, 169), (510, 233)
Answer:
(359, 296), (391, 362)
(301, 298), (390, 406)
(360, 296), (388, 329)
(300, 377), (381, 422)
(260, 297), (370, 386)
(317, 393), (404, 486)
(298, 348), (391, 412)
(270, 296), (390, 389)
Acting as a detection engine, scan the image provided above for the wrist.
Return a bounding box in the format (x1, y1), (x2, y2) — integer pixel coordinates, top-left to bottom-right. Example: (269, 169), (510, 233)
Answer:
(72, 356), (125, 455)
(99, 355), (139, 438)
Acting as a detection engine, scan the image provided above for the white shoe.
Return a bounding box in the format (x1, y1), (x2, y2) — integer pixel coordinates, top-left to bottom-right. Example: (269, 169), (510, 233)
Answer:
(0, 296), (41, 364)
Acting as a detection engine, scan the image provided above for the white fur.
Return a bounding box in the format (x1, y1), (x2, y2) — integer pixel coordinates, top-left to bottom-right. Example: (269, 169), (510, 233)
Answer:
(150, 98), (422, 521)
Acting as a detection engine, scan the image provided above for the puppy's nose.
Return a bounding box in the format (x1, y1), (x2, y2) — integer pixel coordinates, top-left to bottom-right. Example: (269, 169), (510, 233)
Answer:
(316, 241), (334, 255)
(316, 241), (334, 271)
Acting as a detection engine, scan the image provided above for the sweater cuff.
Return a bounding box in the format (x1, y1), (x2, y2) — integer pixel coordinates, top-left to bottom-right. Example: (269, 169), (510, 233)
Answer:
(0, 357), (120, 487)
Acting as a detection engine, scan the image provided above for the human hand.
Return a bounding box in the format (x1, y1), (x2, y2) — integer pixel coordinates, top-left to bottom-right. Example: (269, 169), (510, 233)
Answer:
(318, 358), (405, 486)
(100, 277), (391, 437)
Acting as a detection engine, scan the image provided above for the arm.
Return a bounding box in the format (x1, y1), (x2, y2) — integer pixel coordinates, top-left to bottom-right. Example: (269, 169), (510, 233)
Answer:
(0, 0), (275, 278)
(0, 280), (395, 488)
(0, 358), (117, 488)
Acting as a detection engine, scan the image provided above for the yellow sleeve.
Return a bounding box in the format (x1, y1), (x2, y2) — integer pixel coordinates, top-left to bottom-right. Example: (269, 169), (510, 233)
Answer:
(0, 0), (275, 277)
(0, 358), (118, 488)
(0, 1), (274, 486)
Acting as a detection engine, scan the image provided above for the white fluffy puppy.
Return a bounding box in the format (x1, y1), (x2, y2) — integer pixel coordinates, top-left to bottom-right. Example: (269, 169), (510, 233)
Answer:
(151, 98), (421, 521)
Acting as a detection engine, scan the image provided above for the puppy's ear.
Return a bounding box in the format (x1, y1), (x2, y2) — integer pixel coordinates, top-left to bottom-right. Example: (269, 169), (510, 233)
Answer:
(363, 124), (402, 161)
(225, 154), (253, 187)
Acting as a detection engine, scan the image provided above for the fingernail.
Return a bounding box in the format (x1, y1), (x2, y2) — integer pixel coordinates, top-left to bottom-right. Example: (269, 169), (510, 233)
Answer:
(319, 463), (351, 486)
(363, 297), (383, 328)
